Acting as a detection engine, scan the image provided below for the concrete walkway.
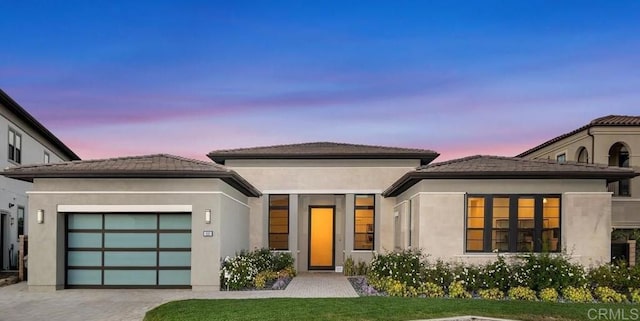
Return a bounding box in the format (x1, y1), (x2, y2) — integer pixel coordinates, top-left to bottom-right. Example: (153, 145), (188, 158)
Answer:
(0, 273), (357, 321)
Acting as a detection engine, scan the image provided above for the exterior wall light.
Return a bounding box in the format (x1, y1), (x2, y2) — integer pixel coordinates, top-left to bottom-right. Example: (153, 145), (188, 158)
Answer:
(205, 209), (211, 224)
(37, 209), (44, 224)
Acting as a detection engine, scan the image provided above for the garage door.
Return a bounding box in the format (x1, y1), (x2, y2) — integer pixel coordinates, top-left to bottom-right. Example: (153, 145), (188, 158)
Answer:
(65, 213), (191, 288)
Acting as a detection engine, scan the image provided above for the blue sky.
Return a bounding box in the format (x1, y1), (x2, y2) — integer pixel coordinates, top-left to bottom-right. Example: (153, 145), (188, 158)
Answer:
(1, 1), (638, 161)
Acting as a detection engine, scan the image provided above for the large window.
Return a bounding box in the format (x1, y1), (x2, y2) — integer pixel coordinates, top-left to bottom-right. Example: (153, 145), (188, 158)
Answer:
(466, 195), (561, 253)
(8, 128), (21, 163)
(268, 195), (289, 250)
(354, 195), (375, 250)
(17, 206), (25, 236)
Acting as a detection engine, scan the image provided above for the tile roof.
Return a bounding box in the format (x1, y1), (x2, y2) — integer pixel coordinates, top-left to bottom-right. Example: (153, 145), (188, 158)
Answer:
(517, 115), (640, 157)
(0, 89), (80, 160)
(1, 154), (261, 197)
(383, 155), (638, 197)
(208, 142), (439, 165)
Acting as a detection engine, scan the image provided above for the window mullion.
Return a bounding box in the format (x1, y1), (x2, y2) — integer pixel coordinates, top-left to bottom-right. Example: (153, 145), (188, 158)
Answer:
(483, 196), (492, 252)
(534, 196), (543, 252)
(508, 196), (518, 252)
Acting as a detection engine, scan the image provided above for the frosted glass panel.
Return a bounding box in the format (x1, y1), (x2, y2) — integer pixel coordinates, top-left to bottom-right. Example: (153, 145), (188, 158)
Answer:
(159, 252), (190, 267)
(68, 215), (102, 229)
(104, 270), (156, 285)
(159, 270), (190, 285)
(104, 252), (156, 267)
(159, 233), (191, 248)
(68, 233), (102, 248)
(105, 214), (157, 230)
(68, 251), (102, 266)
(159, 214), (191, 230)
(104, 233), (156, 248)
(67, 270), (101, 285)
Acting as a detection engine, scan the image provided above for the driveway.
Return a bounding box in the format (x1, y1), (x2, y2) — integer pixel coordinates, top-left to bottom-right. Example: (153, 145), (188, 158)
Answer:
(0, 273), (356, 321)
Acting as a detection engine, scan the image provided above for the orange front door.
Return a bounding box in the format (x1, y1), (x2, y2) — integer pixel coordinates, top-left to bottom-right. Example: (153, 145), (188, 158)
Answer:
(309, 207), (334, 270)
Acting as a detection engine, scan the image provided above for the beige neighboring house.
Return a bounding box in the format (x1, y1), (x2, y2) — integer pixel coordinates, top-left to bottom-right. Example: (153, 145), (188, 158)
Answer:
(517, 115), (640, 245)
(0, 89), (79, 271)
(2, 141), (635, 291)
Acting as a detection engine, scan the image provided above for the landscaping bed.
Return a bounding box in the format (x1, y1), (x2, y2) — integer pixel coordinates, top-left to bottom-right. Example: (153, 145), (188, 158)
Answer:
(220, 248), (296, 291)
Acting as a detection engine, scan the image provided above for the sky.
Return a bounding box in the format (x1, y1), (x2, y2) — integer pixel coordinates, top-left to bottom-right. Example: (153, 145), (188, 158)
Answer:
(1, 1), (639, 162)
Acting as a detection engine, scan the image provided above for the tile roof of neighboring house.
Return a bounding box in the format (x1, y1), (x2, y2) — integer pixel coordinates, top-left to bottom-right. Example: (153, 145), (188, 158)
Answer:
(517, 115), (640, 157)
(0, 89), (80, 160)
(208, 142), (439, 165)
(383, 155), (638, 197)
(1, 154), (261, 197)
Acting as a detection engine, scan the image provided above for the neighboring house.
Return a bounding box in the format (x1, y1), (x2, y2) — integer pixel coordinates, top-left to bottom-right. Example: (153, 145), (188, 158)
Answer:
(517, 115), (640, 248)
(0, 89), (79, 271)
(2, 142), (635, 291)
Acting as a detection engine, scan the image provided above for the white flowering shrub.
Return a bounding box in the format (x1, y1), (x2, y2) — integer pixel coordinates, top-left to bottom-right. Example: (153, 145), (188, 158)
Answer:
(220, 254), (258, 290)
(220, 249), (296, 290)
(516, 253), (586, 292)
(368, 249), (425, 288)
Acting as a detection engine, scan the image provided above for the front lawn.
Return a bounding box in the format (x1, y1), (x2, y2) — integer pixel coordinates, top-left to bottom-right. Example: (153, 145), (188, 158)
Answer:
(144, 297), (633, 321)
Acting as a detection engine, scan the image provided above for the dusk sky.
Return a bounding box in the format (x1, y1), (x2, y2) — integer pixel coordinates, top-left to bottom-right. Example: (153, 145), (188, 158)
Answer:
(1, 1), (638, 162)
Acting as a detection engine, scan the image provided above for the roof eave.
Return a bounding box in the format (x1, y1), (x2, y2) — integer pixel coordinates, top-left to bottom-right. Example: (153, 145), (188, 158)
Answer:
(207, 152), (439, 165)
(0, 89), (80, 160)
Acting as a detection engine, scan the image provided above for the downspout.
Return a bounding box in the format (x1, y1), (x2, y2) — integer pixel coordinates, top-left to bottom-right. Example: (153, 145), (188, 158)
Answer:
(587, 127), (595, 164)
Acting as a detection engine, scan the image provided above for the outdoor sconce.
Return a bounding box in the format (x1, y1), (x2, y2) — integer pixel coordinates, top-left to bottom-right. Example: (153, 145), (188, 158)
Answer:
(37, 209), (44, 224)
(205, 209), (211, 224)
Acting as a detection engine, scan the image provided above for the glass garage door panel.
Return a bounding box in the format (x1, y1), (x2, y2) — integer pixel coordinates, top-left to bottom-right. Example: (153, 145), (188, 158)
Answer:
(68, 233), (102, 248)
(159, 233), (191, 248)
(104, 270), (157, 285)
(68, 251), (102, 266)
(159, 270), (190, 285)
(68, 215), (102, 229)
(159, 252), (190, 267)
(104, 252), (157, 267)
(67, 270), (102, 285)
(159, 214), (191, 229)
(105, 214), (157, 230)
(104, 233), (157, 248)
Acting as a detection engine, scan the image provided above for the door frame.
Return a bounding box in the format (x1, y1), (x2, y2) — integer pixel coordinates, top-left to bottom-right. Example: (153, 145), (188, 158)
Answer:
(307, 206), (336, 270)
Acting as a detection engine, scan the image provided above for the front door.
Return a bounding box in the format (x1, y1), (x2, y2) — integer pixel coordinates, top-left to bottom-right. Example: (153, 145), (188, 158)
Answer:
(308, 206), (335, 270)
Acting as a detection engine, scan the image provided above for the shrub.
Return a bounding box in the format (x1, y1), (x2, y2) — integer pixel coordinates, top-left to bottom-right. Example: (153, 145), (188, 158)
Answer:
(482, 255), (512, 292)
(369, 249), (425, 288)
(451, 263), (483, 292)
(594, 286), (626, 303)
(417, 282), (445, 298)
(478, 288), (504, 300)
(539, 288), (559, 302)
(249, 248), (274, 272)
(630, 288), (640, 303)
(518, 253), (586, 292)
(588, 262), (640, 293)
(254, 270), (278, 289)
(424, 260), (454, 288)
(508, 286), (537, 301)
(343, 257), (355, 276)
(355, 260), (369, 276)
(562, 286), (594, 303)
(272, 251), (295, 271)
(448, 281), (471, 299)
(220, 254), (258, 290)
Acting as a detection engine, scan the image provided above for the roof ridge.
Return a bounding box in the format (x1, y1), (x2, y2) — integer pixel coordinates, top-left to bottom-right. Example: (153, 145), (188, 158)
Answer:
(210, 141), (437, 153)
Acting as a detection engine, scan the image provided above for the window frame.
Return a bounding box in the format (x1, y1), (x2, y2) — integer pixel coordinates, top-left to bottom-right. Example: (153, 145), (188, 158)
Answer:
(556, 153), (566, 163)
(44, 151), (50, 164)
(17, 206), (25, 236)
(268, 194), (289, 250)
(354, 194), (375, 251)
(8, 127), (22, 164)
(465, 194), (561, 253)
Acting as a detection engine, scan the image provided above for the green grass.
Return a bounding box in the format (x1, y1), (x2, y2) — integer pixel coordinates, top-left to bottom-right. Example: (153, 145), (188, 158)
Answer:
(144, 297), (635, 321)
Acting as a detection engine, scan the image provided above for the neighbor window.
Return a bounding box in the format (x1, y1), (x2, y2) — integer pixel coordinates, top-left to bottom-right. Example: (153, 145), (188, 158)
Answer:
(268, 195), (289, 250)
(8, 128), (21, 163)
(17, 206), (25, 236)
(556, 153), (566, 163)
(44, 151), (50, 163)
(466, 195), (561, 253)
(354, 194), (375, 250)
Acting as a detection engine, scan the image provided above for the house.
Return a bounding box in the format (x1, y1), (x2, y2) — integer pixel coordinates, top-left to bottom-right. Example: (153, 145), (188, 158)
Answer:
(0, 89), (79, 271)
(517, 115), (640, 259)
(1, 141), (635, 291)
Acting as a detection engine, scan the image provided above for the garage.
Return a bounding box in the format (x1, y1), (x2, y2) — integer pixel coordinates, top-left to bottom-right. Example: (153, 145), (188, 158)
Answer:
(65, 212), (191, 288)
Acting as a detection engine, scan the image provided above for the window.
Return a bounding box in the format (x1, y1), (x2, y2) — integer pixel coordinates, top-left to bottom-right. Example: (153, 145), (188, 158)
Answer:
(608, 143), (631, 196)
(268, 195), (289, 250)
(577, 147), (589, 163)
(466, 195), (561, 253)
(556, 153), (566, 163)
(354, 194), (375, 250)
(17, 206), (25, 236)
(44, 152), (50, 163)
(8, 128), (21, 163)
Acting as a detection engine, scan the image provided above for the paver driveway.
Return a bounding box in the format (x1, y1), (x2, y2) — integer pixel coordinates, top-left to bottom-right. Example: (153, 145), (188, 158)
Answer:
(0, 273), (357, 321)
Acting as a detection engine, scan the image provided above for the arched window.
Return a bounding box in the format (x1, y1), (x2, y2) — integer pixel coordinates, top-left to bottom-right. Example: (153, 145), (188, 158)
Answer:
(576, 147), (589, 163)
(608, 143), (631, 196)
